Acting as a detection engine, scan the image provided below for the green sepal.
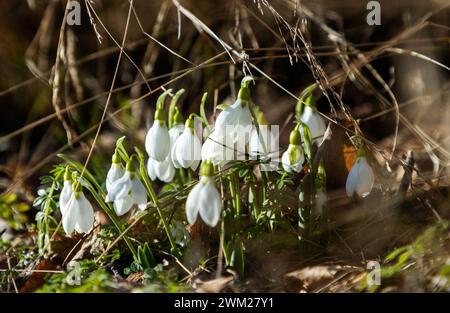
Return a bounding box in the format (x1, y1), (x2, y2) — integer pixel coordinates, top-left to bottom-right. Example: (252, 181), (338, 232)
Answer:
(200, 160), (214, 177)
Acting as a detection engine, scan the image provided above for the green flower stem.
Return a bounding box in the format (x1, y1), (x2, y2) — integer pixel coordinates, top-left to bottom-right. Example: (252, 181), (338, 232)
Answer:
(180, 168), (188, 185)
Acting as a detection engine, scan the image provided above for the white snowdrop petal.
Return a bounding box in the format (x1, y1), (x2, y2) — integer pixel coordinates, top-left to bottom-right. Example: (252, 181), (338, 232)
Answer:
(114, 197), (133, 216)
(346, 157), (375, 197)
(131, 177), (148, 210)
(106, 163), (124, 192)
(345, 164), (358, 197)
(145, 122), (170, 161)
(60, 181), (72, 215)
(169, 125), (184, 144)
(355, 158), (375, 197)
(174, 129), (201, 169)
(194, 117), (203, 142)
(177, 131), (194, 168)
(201, 137), (215, 160)
(147, 158), (157, 181)
(171, 142), (181, 169)
(214, 99), (253, 145)
(202, 131), (234, 165)
(292, 145), (305, 166)
(214, 100), (240, 130)
(190, 159), (201, 171)
(105, 171), (131, 202)
(155, 157), (175, 183)
(202, 133), (223, 164)
(198, 180), (222, 227)
(238, 105), (252, 129)
(190, 134), (202, 170)
(113, 173), (133, 200)
(281, 145), (304, 173)
(281, 150), (292, 173)
(75, 193), (94, 233)
(248, 129), (259, 156)
(62, 195), (79, 235)
(248, 128), (275, 158)
(185, 182), (202, 225)
(301, 106), (327, 145)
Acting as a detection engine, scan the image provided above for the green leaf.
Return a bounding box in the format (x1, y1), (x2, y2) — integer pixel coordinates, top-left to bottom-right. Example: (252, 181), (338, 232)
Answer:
(385, 246), (410, 263)
(238, 167), (250, 178)
(199, 92), (210, 131)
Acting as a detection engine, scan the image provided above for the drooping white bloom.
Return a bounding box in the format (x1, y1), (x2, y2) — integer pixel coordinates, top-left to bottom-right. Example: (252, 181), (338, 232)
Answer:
(145, 109), (170, 161)
(214, 98), (252, 144)
(301, 105), (327, 145)
(203, 77), (255, 164)
(282, 144), (305, 173)
(147, 123), (183, 182)
(106, 165), (148, 216)
(147, 157), (175, 183)
(346, 149), (375, 198)
(169, 124), (185, 144)
(60, 182), (95, 235)
(106, 157), (124, 192)
(185, 161), (222, 227)
(214, 77), (254, 143)
(171, 117), (202, 170)
(281, 128), (305, 173)
(248, 126), (278, 160)
(201, 130), (234, 166)
(60, 180), (72, 216)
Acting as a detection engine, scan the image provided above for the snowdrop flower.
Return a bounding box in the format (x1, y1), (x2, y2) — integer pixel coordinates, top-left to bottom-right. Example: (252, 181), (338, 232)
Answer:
(106, 158), (148, 216)
(281, 127), (305, 173)
(169, 110), (185, 143)
(185, 160), (222, 227)
(213, 77), (253, 144)
(59, 173), (94, 235)
(145, 91), (172, 161)
(214, 99), (252, 143)
(300, 96), (327, 145)
(59, 167), (72, 216)
(147, 157), (175, 183)
(346, 147), (375, 198)
(106, 152), (124, 192)
(147, 111), (184, 182)
(201, 130), (234, 166)
(171, 116), (202, 170)
(249, 125), (277, 160)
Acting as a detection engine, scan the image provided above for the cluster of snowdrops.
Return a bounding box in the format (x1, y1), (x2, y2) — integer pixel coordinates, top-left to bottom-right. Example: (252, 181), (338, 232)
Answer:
(56, 76), (375, 241)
